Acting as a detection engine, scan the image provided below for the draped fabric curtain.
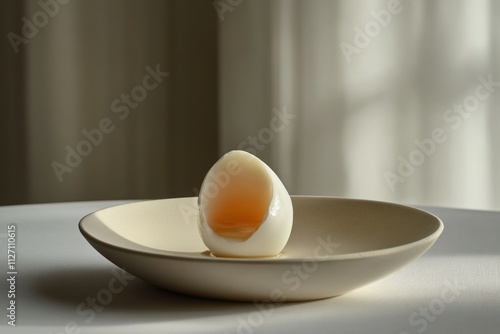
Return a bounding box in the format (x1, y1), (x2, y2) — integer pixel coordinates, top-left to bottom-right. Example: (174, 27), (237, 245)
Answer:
(1, 0), (499, 211)
(220, 0), (500, 211)
(0, 0), (218, 205)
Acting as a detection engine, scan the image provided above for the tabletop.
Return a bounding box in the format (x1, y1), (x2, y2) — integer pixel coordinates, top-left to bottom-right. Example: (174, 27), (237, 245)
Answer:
(0, 200), (499, 334)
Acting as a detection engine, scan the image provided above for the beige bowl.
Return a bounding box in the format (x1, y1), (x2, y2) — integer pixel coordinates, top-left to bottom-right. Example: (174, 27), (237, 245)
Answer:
(79, 196), (443, 302)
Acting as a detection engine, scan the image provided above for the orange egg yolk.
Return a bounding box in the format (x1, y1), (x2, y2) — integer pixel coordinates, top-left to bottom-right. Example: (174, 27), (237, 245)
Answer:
(203, 164), (273, 240)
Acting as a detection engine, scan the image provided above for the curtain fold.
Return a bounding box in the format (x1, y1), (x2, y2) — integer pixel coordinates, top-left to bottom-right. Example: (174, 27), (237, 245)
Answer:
(0, 1), (28, 205)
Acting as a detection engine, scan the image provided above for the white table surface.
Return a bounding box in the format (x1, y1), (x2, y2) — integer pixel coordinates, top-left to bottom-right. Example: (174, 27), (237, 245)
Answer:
(0, 200), (499, 334)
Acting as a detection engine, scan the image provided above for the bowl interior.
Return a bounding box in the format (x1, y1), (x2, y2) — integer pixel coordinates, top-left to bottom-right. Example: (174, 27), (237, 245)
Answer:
(83, 196), (443, 260)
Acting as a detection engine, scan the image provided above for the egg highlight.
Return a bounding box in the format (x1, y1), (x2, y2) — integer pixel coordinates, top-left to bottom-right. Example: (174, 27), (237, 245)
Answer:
(198, 150), (293, 258)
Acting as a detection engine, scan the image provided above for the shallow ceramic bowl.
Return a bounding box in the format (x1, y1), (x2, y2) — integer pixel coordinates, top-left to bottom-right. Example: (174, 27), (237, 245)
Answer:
(79, 196), (443, 302)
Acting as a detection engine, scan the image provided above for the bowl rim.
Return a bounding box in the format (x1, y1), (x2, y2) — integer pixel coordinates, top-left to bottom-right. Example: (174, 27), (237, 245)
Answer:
(79, 195), (444, 264)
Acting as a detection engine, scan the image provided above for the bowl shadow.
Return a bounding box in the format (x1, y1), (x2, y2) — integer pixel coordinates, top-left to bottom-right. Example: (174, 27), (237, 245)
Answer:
(29, 264), (301, 326)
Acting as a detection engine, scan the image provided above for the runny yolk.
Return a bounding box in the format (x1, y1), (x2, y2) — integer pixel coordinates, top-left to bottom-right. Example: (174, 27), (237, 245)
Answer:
(205, 166), (273, 240)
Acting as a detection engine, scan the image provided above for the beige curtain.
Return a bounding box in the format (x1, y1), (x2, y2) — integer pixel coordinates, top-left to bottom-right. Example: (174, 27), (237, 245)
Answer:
(219, 0), (500, 211)
(0, 0), (218, 204)
(2, 0), (499, 211)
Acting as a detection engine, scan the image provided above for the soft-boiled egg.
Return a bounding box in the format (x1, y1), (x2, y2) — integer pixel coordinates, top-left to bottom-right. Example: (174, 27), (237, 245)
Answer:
(198, 150), (293, 258)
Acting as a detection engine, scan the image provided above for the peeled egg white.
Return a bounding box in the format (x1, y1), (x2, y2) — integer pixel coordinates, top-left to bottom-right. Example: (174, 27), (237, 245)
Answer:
(198, 150), (293, 258)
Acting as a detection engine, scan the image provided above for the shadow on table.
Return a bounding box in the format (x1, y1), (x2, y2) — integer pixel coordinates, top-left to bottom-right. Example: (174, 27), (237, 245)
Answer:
(29, 265), (302, 326)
